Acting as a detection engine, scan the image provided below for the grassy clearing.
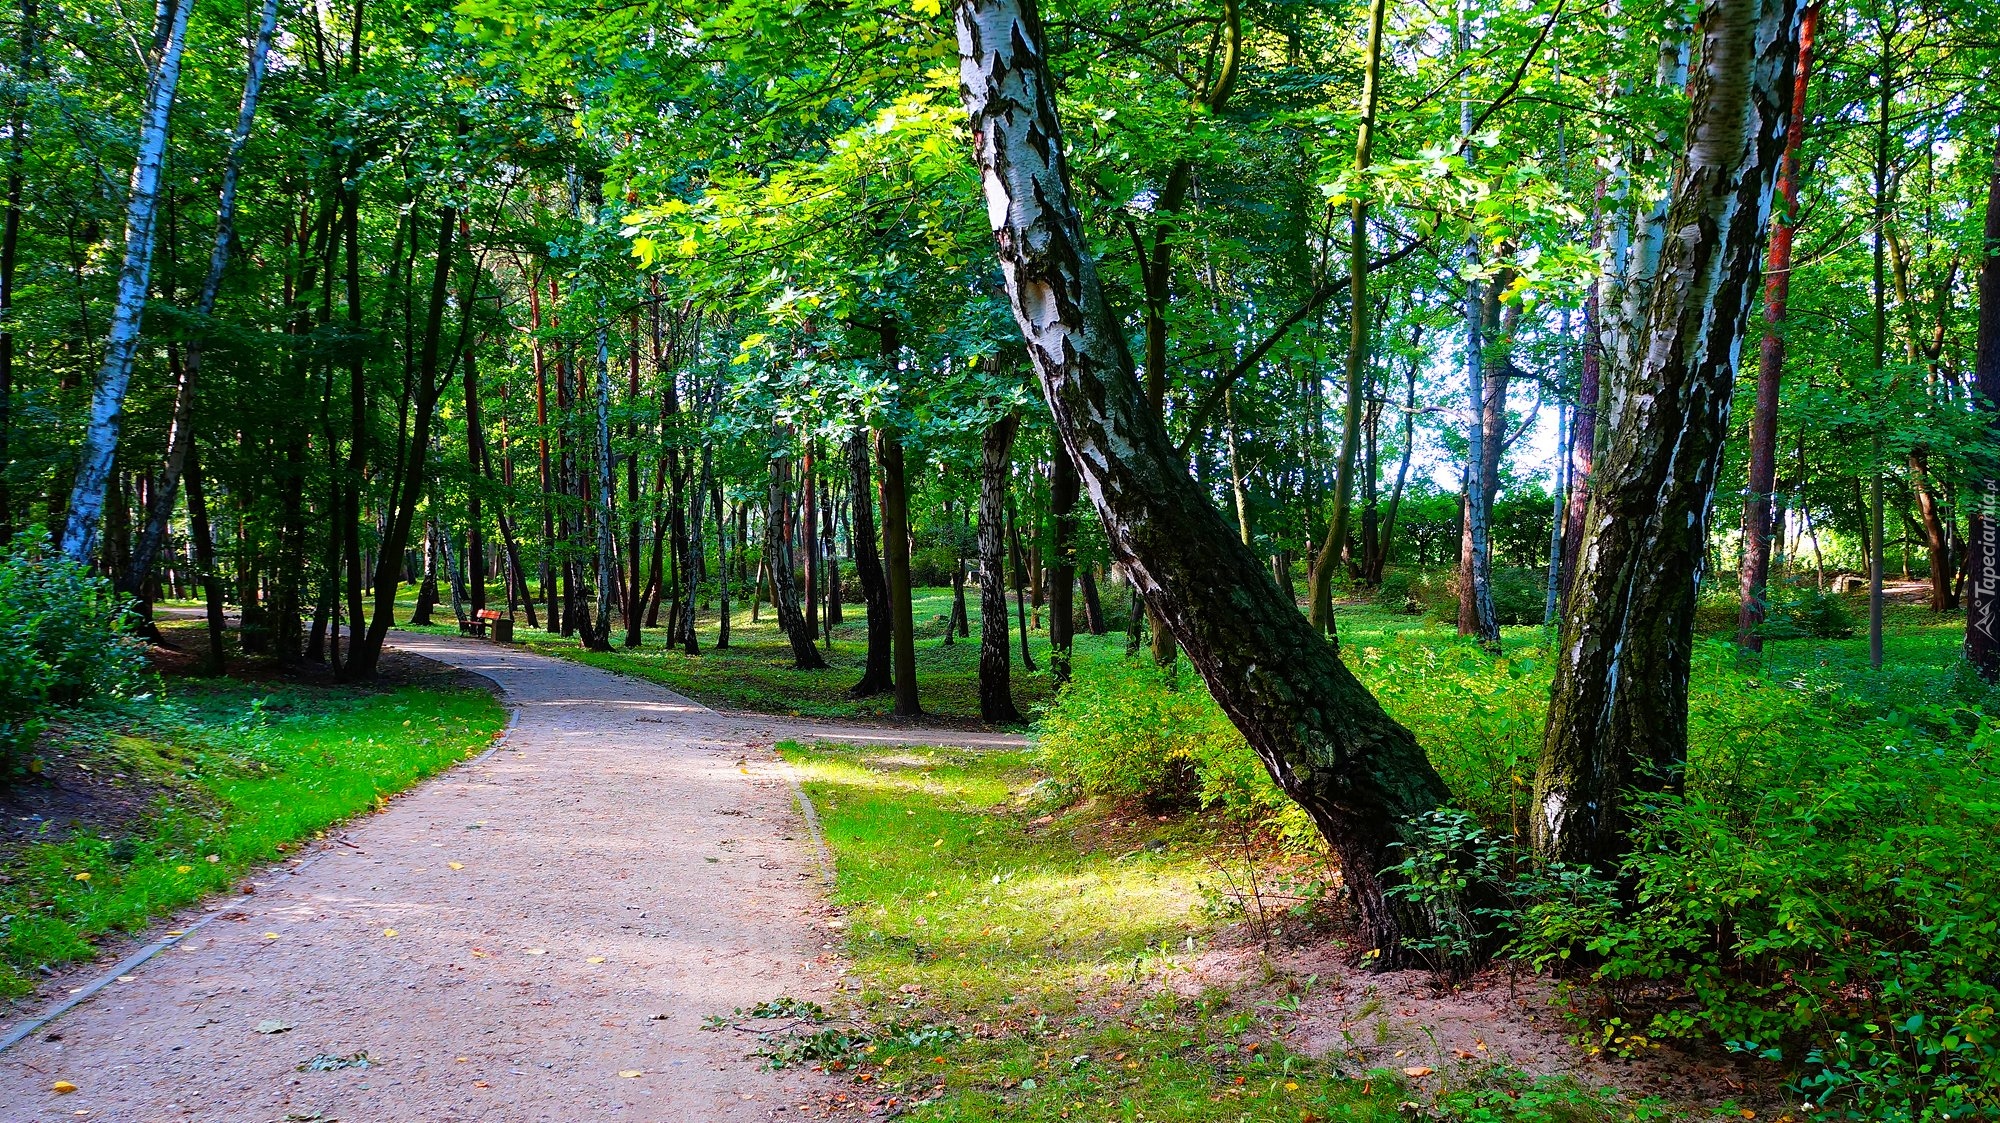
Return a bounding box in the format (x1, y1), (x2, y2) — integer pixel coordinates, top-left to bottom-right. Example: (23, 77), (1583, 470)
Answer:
(775, 741), (1661, 1121)
(0, 678), (506, 998)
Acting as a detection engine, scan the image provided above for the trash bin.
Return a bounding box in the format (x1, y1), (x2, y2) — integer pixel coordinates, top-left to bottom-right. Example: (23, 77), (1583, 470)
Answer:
(492, 617), (514, 644)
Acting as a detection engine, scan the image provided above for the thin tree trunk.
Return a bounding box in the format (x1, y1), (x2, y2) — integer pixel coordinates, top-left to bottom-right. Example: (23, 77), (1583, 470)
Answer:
(1050, 446), (1078, 683)
(127, 0), (282, 596)
(588, 323), (618, 650)
(1309, 0), (1387, 635)
(955, 0), (1490, 966)
(848, 423), (892, 695)
(878, 425), (920, 715)
(1080, 565), (1105, 634)
(1371, 353), (1417, 584)
(62, 0), (194, 561)
(348, 201), (458, 677)
(412, 518), (439, 625)
(1009, 495), (1036, 672)
(979, 414), (1020, 723)
(768, 445), (827, 669)
(0, 0), (38, 541)
(1535, 0), (1805, 869)
(713, 475), (730, 649)
(1737, 3), (1818, 651)
(184, 445), (226, 673)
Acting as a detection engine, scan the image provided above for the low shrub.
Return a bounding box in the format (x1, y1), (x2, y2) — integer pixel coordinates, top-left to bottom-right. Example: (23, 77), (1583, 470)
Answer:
(1510, 643), (2000, 1119)
(1419, 565), (1549, 627)
(1036, 658), (1315, 844)
(1759, 583), (1857, 640)
(0, 531), (147, 772)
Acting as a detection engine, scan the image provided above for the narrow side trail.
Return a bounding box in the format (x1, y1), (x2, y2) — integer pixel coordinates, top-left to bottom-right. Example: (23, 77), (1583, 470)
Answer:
(0, 633), (1025, 1122)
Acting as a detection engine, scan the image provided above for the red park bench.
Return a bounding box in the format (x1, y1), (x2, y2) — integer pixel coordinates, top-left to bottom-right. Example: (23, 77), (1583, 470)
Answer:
(463, 608), (504, 640)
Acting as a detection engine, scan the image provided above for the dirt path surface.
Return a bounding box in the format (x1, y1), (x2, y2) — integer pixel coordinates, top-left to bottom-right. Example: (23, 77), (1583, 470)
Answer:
(0, 633), (1025, 1122)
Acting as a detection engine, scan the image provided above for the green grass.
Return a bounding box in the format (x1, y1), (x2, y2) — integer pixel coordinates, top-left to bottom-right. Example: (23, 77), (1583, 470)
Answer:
(774, 741), (1658, 1121)
(0, 679), (506, 997)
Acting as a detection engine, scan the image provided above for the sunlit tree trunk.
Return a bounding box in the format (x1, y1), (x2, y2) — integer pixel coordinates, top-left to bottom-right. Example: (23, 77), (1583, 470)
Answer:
(1737, 4), (1818, 651)
(1535, 0), (1804, 869)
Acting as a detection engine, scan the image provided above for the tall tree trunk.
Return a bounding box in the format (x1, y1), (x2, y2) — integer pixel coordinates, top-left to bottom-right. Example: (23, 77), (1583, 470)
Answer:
(1737, 3), (1818, 651)
(1534, 0), (1804, 869)
(1457, 286), (1508, 648)
(530, 272), (559, 633)
(1309, 0), (1387, 635)
(847, 423), (892, 696)
(1049, 446), (1078, 683)
(61, 0), (194, 561)
(978, 414), (1020, 722)
(768, 446), (827, 669)
(1967, 137), (2000, 681)
(463, 346), (486, 615)
(878, 426), (920, 715)
(1009, 495), (1036, 672)
(588, 323), (617, 650)
(348, 202), (458, 677)
(184, 445), (226, 673)
(1080, 565), (1105, 634)
(125, 0), (282, 594)
(1370, 352), (1417, 584)
(1562, 226), (1604, 598)
(1866, 30), (1892, 672)
(622, 318), (643, 646)
(713, 476), (730, 648)
(0, 0), (40, 541)
(802, 443), (820, 646)
(955, 0), (1487, 966)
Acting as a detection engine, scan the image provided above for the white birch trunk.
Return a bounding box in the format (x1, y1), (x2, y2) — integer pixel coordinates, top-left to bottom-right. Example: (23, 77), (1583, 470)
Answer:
(62, 0), (194, 562)
(126, 0), (282, 588)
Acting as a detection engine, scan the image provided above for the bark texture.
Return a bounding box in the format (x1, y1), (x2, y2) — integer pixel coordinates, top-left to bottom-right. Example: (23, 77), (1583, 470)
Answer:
(954, 0), (1478, 964)
(978, 414), (1021, 722)
(1534, 0), (1804, 867)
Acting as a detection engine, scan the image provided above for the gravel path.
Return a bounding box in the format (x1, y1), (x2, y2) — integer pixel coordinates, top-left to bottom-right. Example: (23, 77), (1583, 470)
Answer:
(0, 633), (1025, 1122)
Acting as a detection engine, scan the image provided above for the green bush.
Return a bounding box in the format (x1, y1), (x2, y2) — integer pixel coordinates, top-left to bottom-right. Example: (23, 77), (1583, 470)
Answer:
(0, 531), (147, 771)
(1510, 644), (2000, 1118)
(1036, 658), (1315, 844)
(1420, 565), (1549, 627)
(1758, 583), (1857, 640)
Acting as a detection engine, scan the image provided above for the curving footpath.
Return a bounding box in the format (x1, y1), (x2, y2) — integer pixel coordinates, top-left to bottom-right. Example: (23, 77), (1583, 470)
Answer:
(0, 632), (1023, 1122)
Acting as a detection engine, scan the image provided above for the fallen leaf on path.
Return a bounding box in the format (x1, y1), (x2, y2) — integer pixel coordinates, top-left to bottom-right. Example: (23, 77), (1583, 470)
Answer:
(473, 1080), (489, 1088)
(618, 1070), (643, 1078)
(1402, 1066), (1434, 1077)
(586, 956), (606, 964)
(52, 1080), (77, 1094)
(382, 929), (399, 938)
(255, 1020), (293, 1035)
(262, 932), (279, 940)
(523, 948), (547, 955)
(448, 862), (464, 870)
